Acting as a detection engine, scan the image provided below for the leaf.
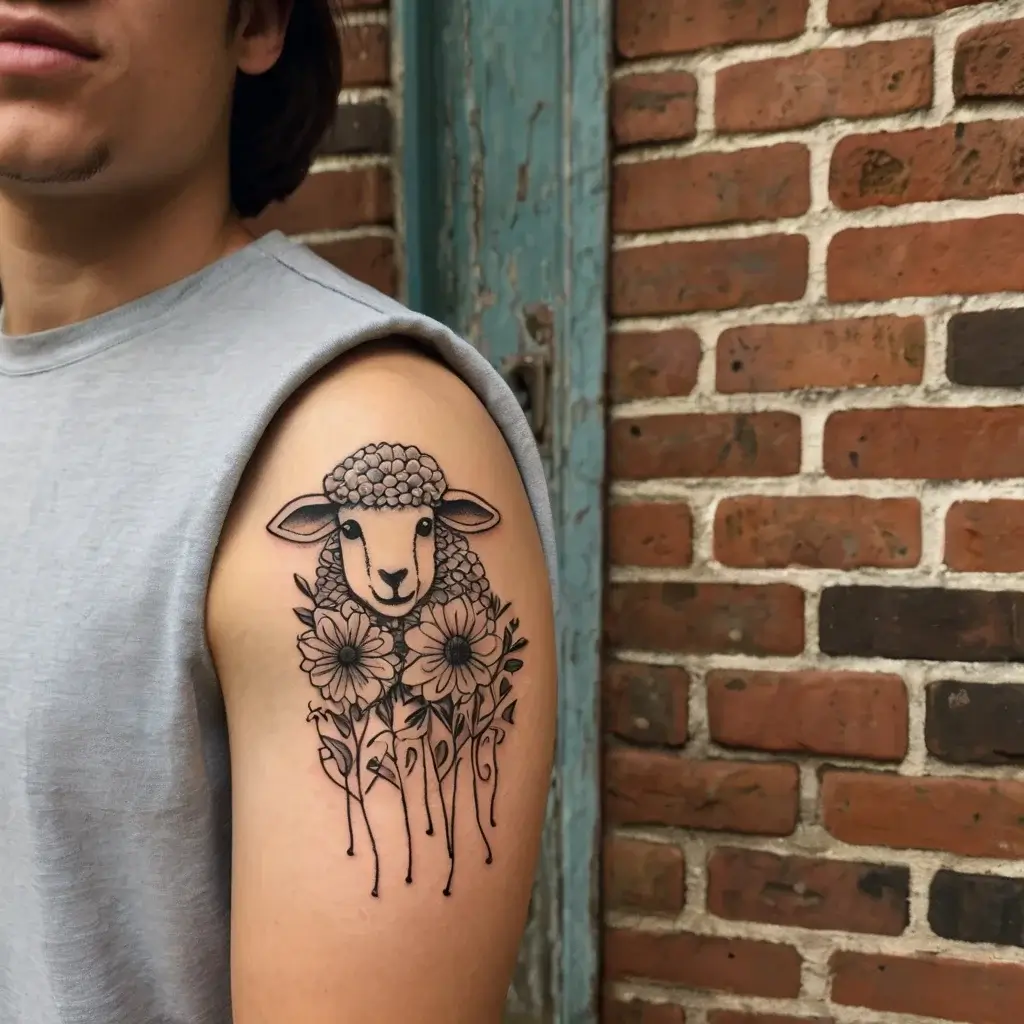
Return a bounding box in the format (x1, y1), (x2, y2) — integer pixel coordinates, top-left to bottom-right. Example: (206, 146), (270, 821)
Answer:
(377, 689), (395, 730)
(454, 714), (466, 739)
(405, 746), (418, 773)
(509, 637), (529, 653)
(434, 740), (450, 770)
(504, 659), (524, 674)
(501, 700), (517, 725)
(375, 758), (398, 786)
(406, 705), (429, 730)
(499, 678), (512, 698)
(293, 607), (315, 628)
(432, 696), (455, 731)
(510, 618), (519, 632)
(322, 736), (353, 776)
(294, 574), (315, 599)
(327, 710), (353, 739)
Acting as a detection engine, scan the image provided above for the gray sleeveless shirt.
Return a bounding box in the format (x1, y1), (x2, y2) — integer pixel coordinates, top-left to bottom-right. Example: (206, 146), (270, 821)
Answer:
(0, 232), (556, 1024)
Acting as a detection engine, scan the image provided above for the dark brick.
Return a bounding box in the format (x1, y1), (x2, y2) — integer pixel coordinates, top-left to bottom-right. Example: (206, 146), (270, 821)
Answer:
(607, 1001), (687, 1024)
(606, 929), (802, 997)
(612, 71), (697, 147)
(609, 329), (701, 403)
(606, 750), (799, 835)
(955, 20), (1024, 101)
(830, 0), (989, 25)
(927, 681), (1024, 764)
(606, 583), (805, 656)
(820, 587), (1024, 662)
(948, 309), (1024, 387)
(930, 869), (1024, 948)
(318, 100), (393, 155)
(708, 848), (909, 935)
(611, 235), (809, 317)
(604, 661), (689, 746)
(611, 413), (802, 480)
(832, 951), (1024, 1023)
(604, 836), (686, 916)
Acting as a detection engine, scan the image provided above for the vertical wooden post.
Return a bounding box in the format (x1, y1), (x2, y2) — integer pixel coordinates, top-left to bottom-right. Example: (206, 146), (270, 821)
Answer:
(397, 1), (609, 1017)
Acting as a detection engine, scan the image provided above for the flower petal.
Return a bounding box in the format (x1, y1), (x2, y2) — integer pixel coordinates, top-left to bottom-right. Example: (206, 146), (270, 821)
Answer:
(315, 608), (347, 648)
(441, 596), (471, 638)
(348, 611), (372, 647)
(401, 655), (441, 690)
(299, 636), (337, 659)
(361, 655), (396, 684)
(422, 671), (456, 702)
(470, 632), (500, 664)
(404, 625), (443, 658)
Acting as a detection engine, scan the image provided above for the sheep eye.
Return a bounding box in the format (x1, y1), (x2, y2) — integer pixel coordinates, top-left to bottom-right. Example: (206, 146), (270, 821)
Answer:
(340, 520), (363, 541)
(416, 517), (434, 538)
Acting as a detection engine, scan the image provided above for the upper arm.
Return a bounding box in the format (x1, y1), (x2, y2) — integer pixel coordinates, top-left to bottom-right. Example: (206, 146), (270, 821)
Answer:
(207, 341), (556, 1024)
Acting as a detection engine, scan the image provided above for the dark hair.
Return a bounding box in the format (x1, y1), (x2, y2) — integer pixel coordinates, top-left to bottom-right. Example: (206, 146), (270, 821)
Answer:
(229, 0), (342, 219)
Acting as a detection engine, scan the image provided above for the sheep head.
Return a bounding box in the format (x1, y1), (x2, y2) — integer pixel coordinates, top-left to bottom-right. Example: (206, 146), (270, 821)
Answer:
(267, 442), (500, 619)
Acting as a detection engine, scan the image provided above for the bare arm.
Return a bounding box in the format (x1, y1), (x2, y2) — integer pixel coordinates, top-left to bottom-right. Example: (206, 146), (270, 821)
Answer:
(207, 341), (556, 1023)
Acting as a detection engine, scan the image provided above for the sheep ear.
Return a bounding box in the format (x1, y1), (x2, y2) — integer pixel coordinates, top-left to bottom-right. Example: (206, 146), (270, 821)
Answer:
(267, 494), (338, 542)
(437, 490), (501, 534)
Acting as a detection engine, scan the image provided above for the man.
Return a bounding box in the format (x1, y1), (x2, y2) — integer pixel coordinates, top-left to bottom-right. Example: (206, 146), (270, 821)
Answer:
(0, 2), (557, 1022)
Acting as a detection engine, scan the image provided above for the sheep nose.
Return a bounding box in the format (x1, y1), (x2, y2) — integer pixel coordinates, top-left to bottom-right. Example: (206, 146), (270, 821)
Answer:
(378, 568), (409, 592)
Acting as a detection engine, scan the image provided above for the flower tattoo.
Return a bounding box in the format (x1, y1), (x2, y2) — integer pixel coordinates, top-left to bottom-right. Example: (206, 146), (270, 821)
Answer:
(403, 597), (501, 702)
(268, 442), (526, 899)
(298, 604), (395, 707)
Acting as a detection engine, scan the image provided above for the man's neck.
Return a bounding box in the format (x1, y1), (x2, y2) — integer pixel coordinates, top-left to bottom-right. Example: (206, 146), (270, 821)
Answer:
(0, 170), (253, 337)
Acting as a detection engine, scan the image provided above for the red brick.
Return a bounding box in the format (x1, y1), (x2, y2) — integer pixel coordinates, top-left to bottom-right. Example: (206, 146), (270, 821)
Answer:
(606, 750), (800, 834)
(614, 145), (810, 233)
(611, 235), (809, 317)
(616, 0), (808, 59)
(716, 40), (933, 133)
(714, 496), (920, 570)
(611, 413), (801, 480)
(311, 235), (396, 296)
(831, 121), (1024, 211)
(718, 316), (924, 392)
(606, 929), (802, 997)
(341, 23), (389, 87)
(609, 502), (693, 567)
(825, 407), (1024, 481)
(830, 0), (988, 25)
(947, 500), (1024, 572)
(829, 215), (1024, 302)
(955, 20), (1024, 101)
(832, 951), (1024, 1024)
(707, 848), (909, 935)
(823, 771), (1024, 858)
(612, 71), (697, 147)
(707, 670), (908, 760)
(606, 583), (805, 656)
(609, 329), (701, 403)
(604, 662), (690, 746)
(607, 1001), (687, 1024)
(251, 165), (393, 236)
(604, 836), (686, 915)
(710, 1014), (833, 1024)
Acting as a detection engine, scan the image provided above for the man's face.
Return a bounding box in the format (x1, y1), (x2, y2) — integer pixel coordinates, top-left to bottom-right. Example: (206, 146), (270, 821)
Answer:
(0, 0), (274, 192)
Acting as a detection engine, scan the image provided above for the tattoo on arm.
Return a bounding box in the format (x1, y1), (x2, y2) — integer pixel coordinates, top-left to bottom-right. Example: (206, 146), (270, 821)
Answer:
(267, 442), (526, 899)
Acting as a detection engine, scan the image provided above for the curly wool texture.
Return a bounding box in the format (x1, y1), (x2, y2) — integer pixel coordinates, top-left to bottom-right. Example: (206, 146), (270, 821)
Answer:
(315, 443), (490, 618)
(324, 442), (447, 509)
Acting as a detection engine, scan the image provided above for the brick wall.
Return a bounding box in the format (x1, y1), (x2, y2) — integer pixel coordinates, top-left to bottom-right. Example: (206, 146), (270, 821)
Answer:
(250, 0), (397, 296)
(604, 2), (1024, 1022)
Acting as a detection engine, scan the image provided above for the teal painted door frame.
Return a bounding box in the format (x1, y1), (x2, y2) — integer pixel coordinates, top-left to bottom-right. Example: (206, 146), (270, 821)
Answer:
(397, 2), (609, 1020)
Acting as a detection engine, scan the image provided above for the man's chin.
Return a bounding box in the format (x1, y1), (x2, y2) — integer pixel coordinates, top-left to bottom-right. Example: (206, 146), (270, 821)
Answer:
(0, 144), (110, 188)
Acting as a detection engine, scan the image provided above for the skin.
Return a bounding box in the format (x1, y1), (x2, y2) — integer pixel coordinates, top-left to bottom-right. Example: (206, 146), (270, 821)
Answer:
(0, 3), (557, 1020)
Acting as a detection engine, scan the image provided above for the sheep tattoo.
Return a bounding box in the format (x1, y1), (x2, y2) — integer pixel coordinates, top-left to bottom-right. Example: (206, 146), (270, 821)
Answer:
(268, 442), (526, 898)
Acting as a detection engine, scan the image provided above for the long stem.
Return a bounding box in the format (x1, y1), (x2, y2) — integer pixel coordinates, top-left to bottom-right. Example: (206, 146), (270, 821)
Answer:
(421, 737), (434, 836)
(346, 778), (355, 855)
(427, 734), (452, 856)
(471, 738), (493, 865)
(490, 730), (503, 828)
(443, 754), (461, 897)
(397, 737), (413, 884)
(355, 710), (380, 898)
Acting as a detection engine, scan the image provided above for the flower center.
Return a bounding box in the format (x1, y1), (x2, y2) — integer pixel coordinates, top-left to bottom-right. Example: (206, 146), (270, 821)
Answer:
(444, 634), (473, 667)
(336, 644), (361, 667)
